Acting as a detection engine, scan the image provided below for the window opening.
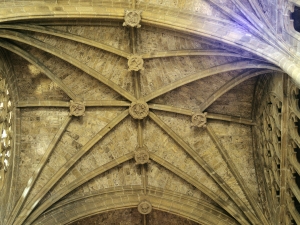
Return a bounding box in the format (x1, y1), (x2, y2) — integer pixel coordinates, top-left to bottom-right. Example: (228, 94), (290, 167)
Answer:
(296, 145), (300, 163)
(291, 6), (300, 33)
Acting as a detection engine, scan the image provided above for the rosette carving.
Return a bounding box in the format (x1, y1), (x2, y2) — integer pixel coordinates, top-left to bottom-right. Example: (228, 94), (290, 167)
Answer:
(128, 55), (144, 71)
(129, 101), (149, 119)
(123, 10), (142, 28)
(191, 112), (207, 128)
(69, 100), (85, 117)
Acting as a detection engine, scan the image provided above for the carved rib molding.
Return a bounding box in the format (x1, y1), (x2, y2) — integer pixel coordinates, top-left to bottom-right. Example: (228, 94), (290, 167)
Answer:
(7, 117), (72, 225)
(0, 2), (297, 224)
(0, 24), (130, 59)
(24, 152), (135, 225)
(144, 60), (279, 102)
(206, 125), (269, 225)
(0, 40), (77, 100)
(31, 186), (239, 225)
(17, 101), (70, 108)
(149, 153), (249, 225)
(199, 69), (280, 111)
(149, 112), (261, 224)
(207, 0), (286, 55)
(17, 100), (130, 108)
(207, 113), (256, 126)
(148, 104), (192, 116)
(229, 0), (266, 31)
(142, 50), (266, 61)
(13, 110), (129, 225)
(246, 0), (276, 34)
(205, 0), (260, 34)
(148, 103), (256, 125)
(0, 29), (137, 102)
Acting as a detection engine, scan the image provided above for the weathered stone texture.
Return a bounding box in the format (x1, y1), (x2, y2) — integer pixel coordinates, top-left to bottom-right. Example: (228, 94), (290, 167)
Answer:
(136, 0), (229, 19)
(10, 52), (69, 101)
(69, 208), (143, 225)
(68, 160), (142, 197)
(27, 31), (134, 96)
(140, 56), (238, 97)
(28, 108), (124, 201)
(144, 119), (227, 199)
(153, 110), (253, 211)
(210, 121), (258, 196)
(207, 76), (257, 119)
(138, 26), (216, 53)
(147, 72), (238, 114)
(148, 161), (218, 206)
(148, 209), (200, 225)
(48, 117), (138, 198)
(0, 2), (291, 223)
(69, 208), (200, 225)
(17, 108), (68, 199)
(52, 25), (131, 52)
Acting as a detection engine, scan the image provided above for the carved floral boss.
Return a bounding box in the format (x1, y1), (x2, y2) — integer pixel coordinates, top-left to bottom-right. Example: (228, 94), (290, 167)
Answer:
(129, 100), (149, 119)
(128, 55), (144, 71)
(191, 112), (207, 128)
(123, 10), (142, 28)
(69, 101), (85, 117)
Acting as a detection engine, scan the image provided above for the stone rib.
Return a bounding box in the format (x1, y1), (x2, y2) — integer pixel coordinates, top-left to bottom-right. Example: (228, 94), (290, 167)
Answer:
(0, 40), (77, 100)
(12, 110), (129, 225)
(0, 30), (136, 102)
(144, 60), (279, 102)
(24, 152), (135, 225)
(149, 111), (260, 224)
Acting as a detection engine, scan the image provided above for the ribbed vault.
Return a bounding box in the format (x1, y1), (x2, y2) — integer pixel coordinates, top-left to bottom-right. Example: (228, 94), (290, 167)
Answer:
(0, 0), (299, 225)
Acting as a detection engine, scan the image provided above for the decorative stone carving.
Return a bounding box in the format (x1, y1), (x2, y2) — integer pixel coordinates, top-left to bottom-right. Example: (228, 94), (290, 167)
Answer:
(191, 112), (207, 128)
(138, 200), (152, 214)
(129, 100), (149, 119)
(128, 55), (144, 71)
(123, 10), (142, 28)
(69, 100), (85, 117)
(135, 146), (150, 165)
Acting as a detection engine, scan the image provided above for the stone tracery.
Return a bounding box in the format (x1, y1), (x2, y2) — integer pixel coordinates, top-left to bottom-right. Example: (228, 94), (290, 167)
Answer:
(0, 78), (12, 191)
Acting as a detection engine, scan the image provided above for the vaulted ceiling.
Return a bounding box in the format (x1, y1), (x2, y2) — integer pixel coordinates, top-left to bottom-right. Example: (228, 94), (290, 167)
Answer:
(0, 0), (299, 225)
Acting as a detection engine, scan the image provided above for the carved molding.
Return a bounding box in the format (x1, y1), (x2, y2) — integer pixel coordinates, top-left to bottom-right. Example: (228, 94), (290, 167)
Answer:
(138, 200), (152, 214)
(135, 146), (150, 165)
(191, 112), (207, 128)
(129, 100), (149, 119)
(128, 55), (144, 71)
(69, 100), (85, 117)
(123, 10), (142, 28)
